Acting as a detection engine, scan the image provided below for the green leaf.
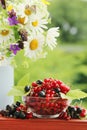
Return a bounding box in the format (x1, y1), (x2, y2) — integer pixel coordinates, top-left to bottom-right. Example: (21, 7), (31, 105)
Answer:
(66, 89), (87, 100)
(15, 73), (30, 91)
(8, 74), (30, 97)
(17, 73), (30, 86)
(8, 88), (24, 96)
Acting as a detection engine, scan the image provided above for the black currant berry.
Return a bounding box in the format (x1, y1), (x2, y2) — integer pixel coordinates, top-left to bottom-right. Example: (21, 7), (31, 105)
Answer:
(11, 104), (17, 114)
(6, 105), (12, 111)
(24, 86), (30, 92)
(14, 111), (21, 118)
(0, 110), (7, 116)
(19, 111), (26, 119)
(76, 107), (82, 114)
(54, 88), (60, 93)
(36, 80), (43, 85)
(68, 106), (80, 119)
(68, 106), (75, 113)
(6, 105), (13, 115)
(38, 91), (45, 97)
(16, 101), (21, 107)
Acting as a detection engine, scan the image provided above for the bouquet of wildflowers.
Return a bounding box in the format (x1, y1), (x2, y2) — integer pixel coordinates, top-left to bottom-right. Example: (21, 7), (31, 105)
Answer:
(0, 0), (59, 65)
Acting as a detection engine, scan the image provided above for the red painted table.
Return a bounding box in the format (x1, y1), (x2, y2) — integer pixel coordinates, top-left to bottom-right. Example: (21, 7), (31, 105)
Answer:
(0, 117), (87, 130)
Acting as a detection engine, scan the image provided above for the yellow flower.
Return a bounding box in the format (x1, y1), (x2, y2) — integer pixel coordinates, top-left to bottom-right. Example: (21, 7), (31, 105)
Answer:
(41, 0), (50, 5)
(7, 5), (13, 11)
(18, 17), (26, 25)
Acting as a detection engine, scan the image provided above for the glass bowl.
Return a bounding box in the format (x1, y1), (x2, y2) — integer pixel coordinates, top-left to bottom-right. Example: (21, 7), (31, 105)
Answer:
(24, 96), (70, 118)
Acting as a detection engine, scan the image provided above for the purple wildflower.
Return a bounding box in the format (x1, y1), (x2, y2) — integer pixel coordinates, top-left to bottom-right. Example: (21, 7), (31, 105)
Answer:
(10, 44), (20, 55)
(8, 9), (19, 25)
(8, 16), (19, 25)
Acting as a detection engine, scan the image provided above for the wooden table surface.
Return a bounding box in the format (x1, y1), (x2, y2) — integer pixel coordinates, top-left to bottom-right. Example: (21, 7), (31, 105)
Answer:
(0, 117), (87, 130)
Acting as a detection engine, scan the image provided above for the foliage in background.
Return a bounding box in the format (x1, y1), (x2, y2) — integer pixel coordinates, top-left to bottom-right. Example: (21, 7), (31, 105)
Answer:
(48, 0), (87, 42)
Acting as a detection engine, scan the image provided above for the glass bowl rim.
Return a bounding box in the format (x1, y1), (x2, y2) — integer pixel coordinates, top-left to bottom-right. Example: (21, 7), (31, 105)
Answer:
(24, 96), (69, 100)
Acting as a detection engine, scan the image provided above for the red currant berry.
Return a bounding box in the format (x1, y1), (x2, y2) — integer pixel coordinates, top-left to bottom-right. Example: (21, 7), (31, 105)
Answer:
(44, 78), (50, 83)
(49, 102), (54, 107)
(33, 87), (38, 93)
(16, 106), (21, 111)
(46, 85), (52, 90)
(46, 89), (51, 94)
(45, 102), (50, 108)
(51, 90), (56, 94)
(56, 80), (63, 85)
(80, 109), (87, 117)
(34, 93), (38, 97)
(51, 81), (57, 88)
(32, 82), (38, 87)
(26, 112), (33, 119)
(50, 93), (54, 97)
(59, 83), (70, 94)
(37, 87), (42, 92)
(54, 103), (58, 108)
(46, 93), (50, 97)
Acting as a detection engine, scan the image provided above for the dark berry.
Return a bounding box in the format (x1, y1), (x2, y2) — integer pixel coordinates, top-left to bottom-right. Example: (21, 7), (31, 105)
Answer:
(19, 29), (28, 41)
(0, 0), (6, 9)
(16, 101), (21, 106)
(14, 111), (21, 118)
(36, 80), (43, 85)
(19, 111), (26, 119)
(6, 105), (12, 111)
(76, 107), (82, 114)
(68, 106), (79, 119)
(38, 91), (45, 97)
(18, 40), (24, 49)
(54, 88), (60, 93)
(24, 85), (31, 92)
(11, 104), (17, 113)
(5, 111), (10, 117)
(68, 106), (75, 113)
(0, 110), (7, 116)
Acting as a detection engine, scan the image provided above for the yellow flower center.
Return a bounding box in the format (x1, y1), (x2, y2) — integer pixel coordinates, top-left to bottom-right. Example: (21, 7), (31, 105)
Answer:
(18, 17), (26, 25)
(32, 20), (38, 27)
(0, 30), (9, 36)
(24, 8), (31, 16)
(0, 56), (4, 61)
(30, 39), (38, 50)
(42, 0), (50, 5)
(7, 5), (13, 11)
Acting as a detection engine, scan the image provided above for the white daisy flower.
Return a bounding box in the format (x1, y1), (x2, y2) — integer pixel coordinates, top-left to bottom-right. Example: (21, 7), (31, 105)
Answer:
(16, 2), (36, 17)
(24, 33), (45, 59)
(26, 13), (48, 33)
(26, 0), (50, 19)
(46, 27), (59, 50)
(0, 29), (13, 43)
(36, 5), (50, 19)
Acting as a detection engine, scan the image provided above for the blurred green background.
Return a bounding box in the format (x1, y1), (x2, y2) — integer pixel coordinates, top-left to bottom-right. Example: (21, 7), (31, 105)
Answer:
(14, 0), (87, 107)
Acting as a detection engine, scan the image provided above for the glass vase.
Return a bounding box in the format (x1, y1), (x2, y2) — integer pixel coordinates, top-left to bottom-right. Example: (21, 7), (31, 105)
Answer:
(0, 65), (14, 109)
